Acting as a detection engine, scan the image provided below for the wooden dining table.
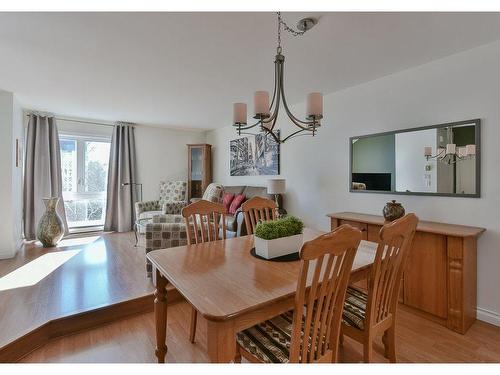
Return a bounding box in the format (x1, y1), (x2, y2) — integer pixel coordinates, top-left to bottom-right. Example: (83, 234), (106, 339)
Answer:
(146, 227), (377, 363)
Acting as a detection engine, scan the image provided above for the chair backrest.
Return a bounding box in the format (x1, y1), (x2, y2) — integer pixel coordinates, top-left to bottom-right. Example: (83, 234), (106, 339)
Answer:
(159, 181), (187, 204)
(365, 213), (418, 328)
(289, 225), (362, 363)
(201, 183), (224, 203)
(240, 196), (277, 234)
(181, 200), (227, 244)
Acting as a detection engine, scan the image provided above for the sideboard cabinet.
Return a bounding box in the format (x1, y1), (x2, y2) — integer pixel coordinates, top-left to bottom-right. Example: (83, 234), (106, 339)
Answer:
(328, 212), (485, 334)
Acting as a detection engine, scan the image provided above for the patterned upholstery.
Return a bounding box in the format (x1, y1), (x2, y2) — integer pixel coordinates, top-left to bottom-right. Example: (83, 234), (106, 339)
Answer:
(201, 183), (224, 203)
(159, 181), (188, 205)
(342, 286), (367, 330)
(236, 310), (328, 363)
(144, 214), (187, 276)
(135, 181), (188, 221)
(135, 200), (161, 220)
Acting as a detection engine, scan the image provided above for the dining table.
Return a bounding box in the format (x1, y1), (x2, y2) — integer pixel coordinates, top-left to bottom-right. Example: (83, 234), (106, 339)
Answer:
(146, 227), (377, 363)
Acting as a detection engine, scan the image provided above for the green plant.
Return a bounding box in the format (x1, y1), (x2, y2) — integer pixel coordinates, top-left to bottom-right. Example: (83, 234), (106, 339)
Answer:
(254, 216), (304, 240)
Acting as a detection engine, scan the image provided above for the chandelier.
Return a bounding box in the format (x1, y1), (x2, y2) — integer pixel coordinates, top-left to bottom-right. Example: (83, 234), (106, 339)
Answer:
(424, 127), (476, 164)
(232, 12), (323, 144)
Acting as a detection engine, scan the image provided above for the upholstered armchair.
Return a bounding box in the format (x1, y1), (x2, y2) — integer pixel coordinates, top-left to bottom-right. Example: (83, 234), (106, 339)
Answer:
(135, 181), (188, 221)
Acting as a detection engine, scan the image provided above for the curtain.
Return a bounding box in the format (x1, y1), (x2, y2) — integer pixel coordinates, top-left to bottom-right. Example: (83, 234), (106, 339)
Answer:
(23, 114), (68, 240)
(104, 123), (137, 232)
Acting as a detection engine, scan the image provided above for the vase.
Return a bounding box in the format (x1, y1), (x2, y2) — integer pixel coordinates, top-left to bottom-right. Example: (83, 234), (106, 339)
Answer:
(37, 197), (64, 247)
(382, 200), (405, 222)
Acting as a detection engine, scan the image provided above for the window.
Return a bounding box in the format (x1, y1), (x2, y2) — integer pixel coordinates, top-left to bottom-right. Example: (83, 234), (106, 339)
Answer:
(60, 135), (111, 230)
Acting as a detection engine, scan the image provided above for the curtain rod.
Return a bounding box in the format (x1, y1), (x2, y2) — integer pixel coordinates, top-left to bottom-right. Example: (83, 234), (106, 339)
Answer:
(25, 114), (116, 128)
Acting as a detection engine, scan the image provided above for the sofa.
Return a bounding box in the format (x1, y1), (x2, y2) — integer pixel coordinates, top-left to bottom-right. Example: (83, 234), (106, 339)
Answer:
(222, 185), (282, 237)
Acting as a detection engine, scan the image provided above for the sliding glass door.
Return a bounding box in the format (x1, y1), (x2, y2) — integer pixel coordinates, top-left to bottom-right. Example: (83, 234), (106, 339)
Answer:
(60, 135), (111, 230)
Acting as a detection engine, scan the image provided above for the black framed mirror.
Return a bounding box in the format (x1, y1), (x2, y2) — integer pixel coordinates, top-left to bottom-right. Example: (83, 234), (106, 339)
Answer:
(349, 119), (481, 197)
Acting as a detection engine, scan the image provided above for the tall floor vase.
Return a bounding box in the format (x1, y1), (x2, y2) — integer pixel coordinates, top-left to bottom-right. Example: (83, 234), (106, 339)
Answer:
(37, 197), (64, 247)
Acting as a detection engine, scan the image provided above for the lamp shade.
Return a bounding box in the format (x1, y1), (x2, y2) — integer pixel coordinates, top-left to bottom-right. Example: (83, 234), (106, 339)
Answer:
(233, 103), (247, 124)
(254, 91), (270, 116)
(424, 146), (432, 157)
(466, 144), (476, 156)
(306, 92), (323, 117)
(267, 179), (286, 195)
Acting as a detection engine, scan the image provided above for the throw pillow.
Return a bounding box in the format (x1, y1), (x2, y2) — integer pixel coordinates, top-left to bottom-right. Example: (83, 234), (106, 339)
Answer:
(222, 192), (235, 212)
(229, 194), (246, 215)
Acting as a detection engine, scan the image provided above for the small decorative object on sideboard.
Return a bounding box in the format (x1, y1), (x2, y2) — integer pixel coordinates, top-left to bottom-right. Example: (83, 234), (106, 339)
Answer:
(254, 216), (304, 259)
(37, 197), (64, 247)
(383, 200), (405, 222)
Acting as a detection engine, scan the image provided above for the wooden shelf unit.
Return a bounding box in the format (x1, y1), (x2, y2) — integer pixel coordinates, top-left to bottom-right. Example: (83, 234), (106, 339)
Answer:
(328, 212), (485, 334)
(187, 144), (212, 201)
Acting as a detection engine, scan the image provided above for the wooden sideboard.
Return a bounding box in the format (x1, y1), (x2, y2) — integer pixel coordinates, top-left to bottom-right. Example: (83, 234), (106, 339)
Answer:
(328, 212), (486, 334)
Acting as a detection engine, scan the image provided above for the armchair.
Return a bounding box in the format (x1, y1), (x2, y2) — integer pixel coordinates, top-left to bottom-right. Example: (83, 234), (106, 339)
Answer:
(135, 181), (188, 226)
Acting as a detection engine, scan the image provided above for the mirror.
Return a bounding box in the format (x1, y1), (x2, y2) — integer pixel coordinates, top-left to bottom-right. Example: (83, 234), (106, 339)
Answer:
(350, 119), (480, 197)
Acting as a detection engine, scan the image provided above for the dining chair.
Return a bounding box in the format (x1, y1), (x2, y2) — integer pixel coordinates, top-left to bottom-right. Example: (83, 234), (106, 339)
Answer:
(340, 213), (418, 363)
(181, 199), (227, 343)
(235, 224), (362, 363)
(240, 196), (277, 234)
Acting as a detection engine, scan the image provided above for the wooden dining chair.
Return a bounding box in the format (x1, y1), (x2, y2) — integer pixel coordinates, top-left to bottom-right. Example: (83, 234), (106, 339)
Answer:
(235, 224), (362, 363)
(181, 199), (227, 343)
(340, 213), (418, 363)
(240, 196), (277, 234)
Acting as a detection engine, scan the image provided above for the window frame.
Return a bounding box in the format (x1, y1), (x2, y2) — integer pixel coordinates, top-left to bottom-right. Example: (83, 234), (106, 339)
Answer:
(59, 131), (111, 231)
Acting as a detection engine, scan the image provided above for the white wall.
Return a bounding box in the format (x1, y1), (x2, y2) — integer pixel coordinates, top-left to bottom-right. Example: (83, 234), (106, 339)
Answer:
(133, 126), (206, 201)
(207, 40), (500, 325)
(0, 90), (24, 259)
(395, 129), (437, 193)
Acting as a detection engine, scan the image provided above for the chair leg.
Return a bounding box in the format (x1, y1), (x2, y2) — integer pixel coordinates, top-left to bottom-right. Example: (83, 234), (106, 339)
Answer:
(363, 338), (373, 363)
(234, 345), (242, 363)
(384, 326), (397, 363)
(189, 307), (197, 343)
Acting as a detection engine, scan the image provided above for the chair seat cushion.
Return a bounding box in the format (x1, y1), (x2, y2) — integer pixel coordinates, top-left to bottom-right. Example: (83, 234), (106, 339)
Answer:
(342, 286), (367, 330)
(236, 311), (329, 363)
(236, 311), (293, 363)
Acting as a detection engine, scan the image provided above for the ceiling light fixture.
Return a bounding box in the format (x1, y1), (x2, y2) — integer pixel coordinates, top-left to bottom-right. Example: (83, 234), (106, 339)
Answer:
(232, 12), (322, 144)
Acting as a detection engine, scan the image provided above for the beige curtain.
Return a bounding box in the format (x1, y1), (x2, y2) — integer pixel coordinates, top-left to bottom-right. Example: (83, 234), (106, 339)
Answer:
(104, 123), (137, 232)
(23, 114), (68, 240)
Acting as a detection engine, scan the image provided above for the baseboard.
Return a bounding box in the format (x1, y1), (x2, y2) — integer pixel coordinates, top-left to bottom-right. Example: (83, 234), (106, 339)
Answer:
(477, 307), (500, 327)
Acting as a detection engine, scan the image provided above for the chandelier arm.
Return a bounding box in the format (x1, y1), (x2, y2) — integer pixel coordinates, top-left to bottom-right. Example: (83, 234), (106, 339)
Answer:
(281, 131), (317, 142)
(278, 60), (318, 128)
(262, 127), (281, 144)
(269, 59), (279, 110)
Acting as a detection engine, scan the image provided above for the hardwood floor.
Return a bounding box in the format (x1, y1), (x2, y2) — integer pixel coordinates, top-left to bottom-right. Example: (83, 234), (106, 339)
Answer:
(21, 302), (500, 363)
(0, 231), (155, 361)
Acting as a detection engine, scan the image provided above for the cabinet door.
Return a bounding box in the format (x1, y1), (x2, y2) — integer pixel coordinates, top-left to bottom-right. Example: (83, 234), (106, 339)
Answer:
(404, 232), (448, 318)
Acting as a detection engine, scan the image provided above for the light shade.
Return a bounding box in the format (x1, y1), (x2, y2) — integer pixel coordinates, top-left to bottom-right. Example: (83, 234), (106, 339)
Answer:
(424, 146), (432, 157)
(267, 179), (286, 195)
(446, 143), (456, 155)
(254, 91), (270, 116)
(233, 103), (247, 124)
(306, 92), (323, 117)
(466, 144), (476, 156)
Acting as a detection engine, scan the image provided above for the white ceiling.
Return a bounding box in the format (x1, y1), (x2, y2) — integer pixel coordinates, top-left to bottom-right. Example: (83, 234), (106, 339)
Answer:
(1, 12), (500, 130)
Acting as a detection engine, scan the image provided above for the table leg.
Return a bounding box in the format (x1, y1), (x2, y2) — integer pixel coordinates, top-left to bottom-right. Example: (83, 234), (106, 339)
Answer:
(154, 270), (168, 363)
(206, 319), (236, 363)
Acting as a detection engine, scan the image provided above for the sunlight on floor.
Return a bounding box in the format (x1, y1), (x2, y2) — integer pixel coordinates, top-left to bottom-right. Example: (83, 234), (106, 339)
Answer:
(54, 236), (101, 248)
(0, 250), (81, 291)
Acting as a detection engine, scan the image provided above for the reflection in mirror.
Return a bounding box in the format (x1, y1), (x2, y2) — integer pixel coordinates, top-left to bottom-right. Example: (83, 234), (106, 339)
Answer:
(350, 120), (480, 197)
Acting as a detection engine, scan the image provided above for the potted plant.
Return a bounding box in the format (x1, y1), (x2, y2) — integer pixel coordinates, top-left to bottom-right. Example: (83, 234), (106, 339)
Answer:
(254, 216), (304, 259)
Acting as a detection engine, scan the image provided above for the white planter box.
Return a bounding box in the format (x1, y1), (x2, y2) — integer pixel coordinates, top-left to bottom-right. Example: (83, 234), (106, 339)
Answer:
(254, 233), (304, 259)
